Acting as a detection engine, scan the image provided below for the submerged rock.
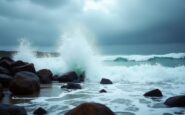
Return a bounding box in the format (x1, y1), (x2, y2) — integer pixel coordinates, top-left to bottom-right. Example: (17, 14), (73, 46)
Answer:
(0, 74), (13, 87)
(37, 69), (53, 84)
(0, 104), (27, 115)
(58, 72), (78, 83)
(164, 95), (185, 107)
(61, 83), (82, 89)
(33, 107), (47, 115)
(100, 78), (113, 84)
(12, 63), (36, 74)
(99, 89), (107, 93)
(144, 89), (163, 97)
(9, 71), (40, 95)
(65, 102), (115, 115)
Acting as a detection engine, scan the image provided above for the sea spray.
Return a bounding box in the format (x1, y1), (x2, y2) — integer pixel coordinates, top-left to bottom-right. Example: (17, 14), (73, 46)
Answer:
(13, 29), (102, 82)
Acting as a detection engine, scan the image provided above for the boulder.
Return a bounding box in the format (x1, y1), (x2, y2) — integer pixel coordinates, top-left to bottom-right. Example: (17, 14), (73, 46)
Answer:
(61, 83), (82, 89)
(0, 57), (14, 63)
(0, 74), (13, 87)
(99, 89), (107, 93)
(0, 60), (12, 70)
(37, 69), (53, 84)
(11, 60), (27, 68)
(79, 72), (85, 82)
(58, 72), (78, 83)
(0, 66), (10, 75)
(0, 104), (27, 115)
(164, 95), (185, 107)
(9, 71), (40, 95)
(33, 107), (47, 115)
(65, 102), (115, 115)
(100, 78), (113, 84)
(12, 63), (36, 74)
(144, 89), (163, 97)
(0, 83), (4, 99)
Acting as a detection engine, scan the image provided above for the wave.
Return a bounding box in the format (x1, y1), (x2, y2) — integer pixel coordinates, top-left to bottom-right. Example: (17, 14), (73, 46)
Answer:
(102, 53), (185, 62)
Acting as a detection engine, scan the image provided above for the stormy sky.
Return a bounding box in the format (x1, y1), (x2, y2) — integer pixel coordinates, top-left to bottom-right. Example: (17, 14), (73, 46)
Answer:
(0, 0), (185, 54)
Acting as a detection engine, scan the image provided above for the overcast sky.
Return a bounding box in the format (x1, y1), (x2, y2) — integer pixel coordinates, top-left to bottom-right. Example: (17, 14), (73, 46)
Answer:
(0, 0), (185, 53)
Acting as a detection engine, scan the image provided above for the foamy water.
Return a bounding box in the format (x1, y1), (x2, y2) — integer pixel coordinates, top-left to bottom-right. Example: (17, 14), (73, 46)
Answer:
(12, 31), (185, 114)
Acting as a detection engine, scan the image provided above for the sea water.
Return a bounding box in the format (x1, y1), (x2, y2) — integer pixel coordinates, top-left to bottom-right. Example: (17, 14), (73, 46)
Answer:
(12, 32), (185, 115)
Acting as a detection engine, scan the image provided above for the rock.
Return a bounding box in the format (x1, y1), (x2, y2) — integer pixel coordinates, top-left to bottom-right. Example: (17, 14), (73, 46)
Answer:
(164, 95), (185, 107)
(65, 102), (115, 115)
(0, 104), (27, 115)
(33, 107), (47, 115)
(12, 63), (36, 74)
(0, 83), (4, 99)
(0, 60), (12, 70)
(100, 78), (113, 84)
(37, 69), (53, 84)
(99, 89), (107, 93)
(9, 71), (40, 95)
(52, 75), (59, 81)
(61, 83), (82, 89)
(0, 57), (14, 63)
(0, 66), (10, 75)
(79, 72), (85, 82)
(144, 89), (163, 97)
(58, 72), (78, 83)
(11, 60), (27, 68)
(0, 74), (13, 87)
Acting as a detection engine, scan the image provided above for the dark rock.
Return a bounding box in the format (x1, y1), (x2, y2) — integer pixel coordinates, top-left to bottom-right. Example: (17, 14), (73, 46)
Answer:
(12, 63), (36, 74)
(52, 75), (59, 81)
(11, 60), (27, 68)
(99, 89), (107, 93)
(61, 83), (82, 89)
(0, 83), (4, 99)
(79, 72), (85, 82)
(33, 107), (47, 115)
(37, 69), (53, 84)
(0, 74), (13, 87)
(100, 78), (113, 84)
(0, 104), (27, 115)
(58, 72), (78, 83)
(144, 89), (163, 97)
(0, 60), (12, 70)
(9, 71), (40, 95)
(0, 57), (14, 63)
(0, 66), (10, 75)
(65, 102), (115, 115)
(164, 95), (185, 107)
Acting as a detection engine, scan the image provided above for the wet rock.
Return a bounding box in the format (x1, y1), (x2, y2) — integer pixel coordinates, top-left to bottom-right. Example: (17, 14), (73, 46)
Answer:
(164, 95), (185, 107)
(0, 59), (12, 70)
(11, 60), (27, 68)
(100, 78), (113, 84)
(52, 75), (59, 81)
(12, 63), (36, 74)
(0, 104), (27, 115)
(61, 83), (82, 89)
(79, 72), (85, 82)
(0, 57), (14, 63)
(0, 66), (10, 75)
(99, 89), (107, 93)
(33, 107), (47, 115)
(65, 102), (115, 115)
(0, 74), (13, 87)
(58, 72), (78, 83)
(144, 89), (163, 97)
(9, 71), (40, 95)
(37, 69), (53, 84)
(0, 83), (4, 99)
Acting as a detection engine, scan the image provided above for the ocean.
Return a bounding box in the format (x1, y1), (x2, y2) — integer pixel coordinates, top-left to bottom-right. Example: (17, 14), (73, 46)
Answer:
(5, 37), (184, 115)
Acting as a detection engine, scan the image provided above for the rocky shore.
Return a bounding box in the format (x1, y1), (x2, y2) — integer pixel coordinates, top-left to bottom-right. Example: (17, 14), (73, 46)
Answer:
(0, 56), (185, 115)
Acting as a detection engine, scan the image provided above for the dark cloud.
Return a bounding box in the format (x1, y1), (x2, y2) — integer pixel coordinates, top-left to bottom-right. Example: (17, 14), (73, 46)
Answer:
(0, 0), (185, 52)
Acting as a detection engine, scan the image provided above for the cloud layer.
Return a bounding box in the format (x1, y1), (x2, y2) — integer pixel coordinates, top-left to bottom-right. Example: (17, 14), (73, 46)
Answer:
(0, 0), (185, 50)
